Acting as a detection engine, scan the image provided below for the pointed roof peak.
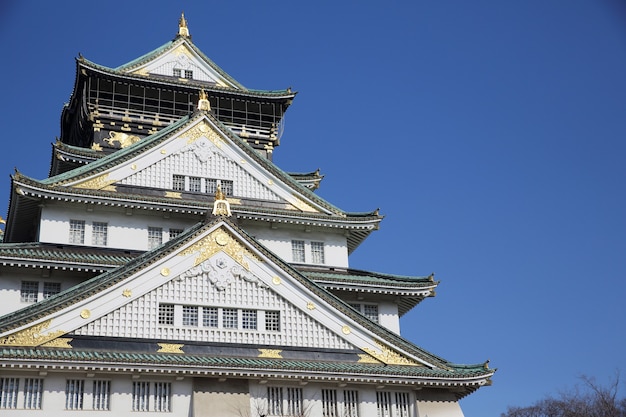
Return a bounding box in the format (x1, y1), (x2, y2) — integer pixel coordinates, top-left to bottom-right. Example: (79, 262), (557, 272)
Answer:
(178, 11), (190, 38)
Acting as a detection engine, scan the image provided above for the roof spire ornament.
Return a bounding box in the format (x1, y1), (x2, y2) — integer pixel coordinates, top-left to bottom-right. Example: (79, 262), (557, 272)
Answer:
(178, 12), (190, 38)
(197, 89), (211, 112)
(212, 185), (232, 217)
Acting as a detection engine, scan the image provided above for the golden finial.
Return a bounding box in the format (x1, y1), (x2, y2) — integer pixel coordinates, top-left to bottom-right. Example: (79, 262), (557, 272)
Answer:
(178, 12), (190, 38)
(197, 89), (211, 111)
(211, 185), (231, 216)
(215, 185), (225, 201)
(0, 216), (5, 225)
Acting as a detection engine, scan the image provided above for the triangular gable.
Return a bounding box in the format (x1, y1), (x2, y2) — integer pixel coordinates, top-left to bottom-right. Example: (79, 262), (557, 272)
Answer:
(61, 113), (330, 214)
(119, 37), (240, 90)
(0, 218), (442, 369)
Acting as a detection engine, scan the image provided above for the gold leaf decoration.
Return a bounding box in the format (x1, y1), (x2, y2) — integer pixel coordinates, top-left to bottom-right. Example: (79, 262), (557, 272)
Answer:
(178, 227), (260, 269)
(361, 341), (423, 367)
(357, 353), (382, 364)
(258, 349), (282, 358)
(164, 191), (182, 199)
(182, 122), (223, 148)
(0, 320), (66, 347)
(73, 174), (115, 190)
(41, 338), (73, 349)
(157, 343), (184, 354)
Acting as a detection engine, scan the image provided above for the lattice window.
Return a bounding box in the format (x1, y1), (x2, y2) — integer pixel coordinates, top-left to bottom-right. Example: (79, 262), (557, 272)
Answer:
(92, 222), (108, 246)
(43, 282), (61, 299)
(23, 378), (43, 410)
(132, 381), (150, 412)
(265, 311), (280, 332)
(189, 176), (202, 193)
(20, 281), (38, 303)
(223, 308), (238, 328)
(291, 240), (305, 263)
(148, 227), (163, 250)
(242, 309), (257, 330)
(69, 219), (85, 244)
(172, 174), (185, 191)
(311, 241), (325, 264)
(286, 387), (303, 416)
(206, 178), (218, 194)
(363, 304), (379, 323)
(322, 389), (338, 417)
(376, 392), (392, 417)
(184, 70), (193, 79)
(158, 304), (174, 325)
(394, 392), (410, 417)
(267, 387), (283, 416)
(220, 179), (234, 196)
(173, 68), (182, 77)
(169, 228), (183, 240)
(183, 305), (199, 326)
(202, 307), (218, 328)
(93, 380), (110, 411)
(343, 390), (359, 417)
(65, 379), (84, 410)
(154, 382), (171, 412)
(0, 377), (19, 409)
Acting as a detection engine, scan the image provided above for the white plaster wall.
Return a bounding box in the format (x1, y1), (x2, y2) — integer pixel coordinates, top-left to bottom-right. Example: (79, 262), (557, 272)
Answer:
(245, 224), (349, 268)
(39, 204), (195, 251)
(378, 300), (400, 334)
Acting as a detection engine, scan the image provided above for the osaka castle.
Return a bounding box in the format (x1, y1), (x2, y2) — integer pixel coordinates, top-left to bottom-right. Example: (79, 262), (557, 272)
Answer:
(0, 14), (493, 417)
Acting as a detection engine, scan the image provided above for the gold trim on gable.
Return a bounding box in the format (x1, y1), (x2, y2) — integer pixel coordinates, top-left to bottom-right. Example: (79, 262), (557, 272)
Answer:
(73, 174), (115, 190)
(361, 341), (423, 366)
(182, 121), (224, 148)
(178, 227), (261, 269)
(0, 320), (66, 347)
(258, 349), (282, 358)
(41, 338), (73, 349)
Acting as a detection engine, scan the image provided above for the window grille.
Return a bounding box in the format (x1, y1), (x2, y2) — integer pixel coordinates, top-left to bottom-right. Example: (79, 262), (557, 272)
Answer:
(291, 240), (305, 263)
(158, 304), (175, 325)
(189, 176), (202, 193)
(23, 378), (43, 410)
(169, 228), (183, 240)
(20, 281), (39, 303)
(267, 387), (283, 416)
(154, 382), (171, 412)
(265, 311), (280, 332)
(43, 282), (61, 299)
(376, 392), (392, 417)
(343, 390), (359, 417)
(394, 392), (410, 417)
(148, 227), (163, 250)
(173, 68), (182, 77)
(311, 241), (325, 264)
(92, 222), (108, 246)
(223, 308), (238, 329)
(286, 387), (303, 416)
(92, 380), (110, 411)
(363, 304), (379, 323)
(202, 307), (219, 328)
(69, 219), (85, 244)
(242, 309), (257, 330)
(220, 179), (234, 196)
(184, 69), (193, 79)
(0, 377), (19, 409)
(183, 305), (199, 326)
(322, 389), (338, 417)
(65, 379), (84, 410)
(132, 381), (150, 412)
(206, 178), (218, 194)
(172, 174), (185, 191)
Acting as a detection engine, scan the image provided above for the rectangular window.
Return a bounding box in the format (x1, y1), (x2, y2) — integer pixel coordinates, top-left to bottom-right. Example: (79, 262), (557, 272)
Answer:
(267, 387), (283, 416)
(205, 178), (218, 195)
(223, 308), (238, 329)
(154, 382), (171, 412)
(376, 391), (392, 417)
(394, 392), (410, 417)
(23, 378), (43, 410)
(265, 311), (280, 332)
(322, 389), (338, 417)
(173, 68), (182, 77)
(183, 305), (199, 326)
(286, 387), (303, 416)
(220, 180), (234, 196)
(132, 381), (150, 412)
(92, 380), (110, 411)
(184, 69), (193, 79)
(363, 304), (379, 323)
(92, 222), (108, 246)
(43, 282), (61, 299)
(311, 241), (325, 264)
(20, 281), (39, 303)
(291, 240), (305, 263)
(173, 174), (185, 191)
(69, 219), (85, 244)
(65, 379), (84, 410)
(344, 390), (359, 417)
(242, 309), (257, 330)
(169, 228), (183, 240)
(202, 307), (218, 328)
(189, 176), (202, 193)
(148, 227), (163, 250)
(0, 377), (19, 409)
(158, 304), (174, 325)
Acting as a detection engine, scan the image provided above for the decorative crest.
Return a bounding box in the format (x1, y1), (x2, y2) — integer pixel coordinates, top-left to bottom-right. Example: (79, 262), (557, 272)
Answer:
(197, 89), (211, 111)
(178, 12), (190, 38)
(212, 185), (231, 216)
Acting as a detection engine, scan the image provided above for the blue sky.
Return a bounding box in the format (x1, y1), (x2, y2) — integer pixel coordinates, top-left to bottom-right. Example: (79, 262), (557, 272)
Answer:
(2, 1), (626, 416)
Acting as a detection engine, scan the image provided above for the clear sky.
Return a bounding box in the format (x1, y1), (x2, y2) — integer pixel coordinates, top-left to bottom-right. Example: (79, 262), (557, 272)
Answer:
(1, 1), (626, 416)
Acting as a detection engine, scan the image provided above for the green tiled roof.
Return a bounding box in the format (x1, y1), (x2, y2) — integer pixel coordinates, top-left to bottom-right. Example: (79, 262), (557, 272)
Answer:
(0, 242), (138, 268)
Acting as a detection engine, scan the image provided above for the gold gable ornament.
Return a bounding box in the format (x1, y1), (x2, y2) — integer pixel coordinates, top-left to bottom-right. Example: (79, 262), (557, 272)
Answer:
(197, 89), (211, 112)
(178, 12), (190, 38)
(212, 185), (231, 216)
